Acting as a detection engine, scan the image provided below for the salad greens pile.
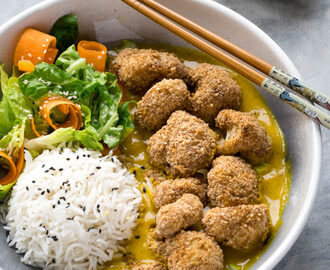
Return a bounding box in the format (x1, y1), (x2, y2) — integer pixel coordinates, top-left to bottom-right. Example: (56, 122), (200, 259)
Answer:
(0, 14), (135, 198)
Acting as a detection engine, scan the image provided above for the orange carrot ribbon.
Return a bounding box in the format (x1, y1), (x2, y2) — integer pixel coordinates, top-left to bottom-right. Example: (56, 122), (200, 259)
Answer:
(14, 28), (58, 72)
(39, 95), (82, 131)
(0, 146), (25, 186)
(77, 40), (107, 72)
(30, 118), (41, 137)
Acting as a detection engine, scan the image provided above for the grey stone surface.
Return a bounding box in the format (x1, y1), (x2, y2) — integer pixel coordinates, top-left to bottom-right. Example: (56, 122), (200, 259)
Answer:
(0, 0), (329, 269)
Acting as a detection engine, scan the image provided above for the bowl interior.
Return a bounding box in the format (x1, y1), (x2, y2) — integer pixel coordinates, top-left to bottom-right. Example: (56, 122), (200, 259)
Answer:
(0, 0), (321, 269)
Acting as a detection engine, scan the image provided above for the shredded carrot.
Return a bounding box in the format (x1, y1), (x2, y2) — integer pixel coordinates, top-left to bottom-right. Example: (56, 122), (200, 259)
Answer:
(15, 147), (25, 178)
(14, 28), (58, 71)
(0, 151), (17, 186)
(30, 118), (41, 137)
(39, 95), (82, 130)
(18, 59), (35, 72)
(77, 40), (107, 72)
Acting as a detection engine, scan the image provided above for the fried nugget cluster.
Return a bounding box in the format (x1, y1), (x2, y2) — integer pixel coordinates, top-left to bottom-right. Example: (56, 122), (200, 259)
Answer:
(216, 109), (272, 163)
(161, 231), (224, 270)
(207, 156), (258, 207)
(113, 48), (188, 94)
(155, 194), (203, 239)
(202, 204), (270, 250)
(112, 49), (275, 269)
(148, 110), (216, 177)
(136, 79), (190, 131)
(188, 63), (241, 124)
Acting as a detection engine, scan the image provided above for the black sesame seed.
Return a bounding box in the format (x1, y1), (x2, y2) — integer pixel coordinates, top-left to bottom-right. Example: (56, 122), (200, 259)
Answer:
(65, 203), (70, 208)
(112, 188), (119, 191)
(76, 155), (79, 159)
(44, 170), (49, 173)
(47, 189), (50, 194)
(42, 164), (45, 168)
(90, 173), (95, 176)
(83, 154), (86, 157)
(87, 155), (90, 158)
(32, 180), (36, 183)
(99, 229), (102, 233)
(51, 236), (58, 241)
(51, 258), (56, 264)
(87, 227), (93, 232)
(163, 170), (168, 176)
(41, 191), (45, 195)
(49, 167), (55, 171)
(133, 170), (136, 175)
(46, 230), (49, 235)
(96, 166), (101, 169)
(59, 168), (63, 171)
(57, 200), (60, 205)
(142, 188), (147, 193)
(135, 235), (140, 239)
(38, 188), (42, 191)
(66, 158), (70, 161)
(26, 186), (29, 191)
(52, 205), (55, 209)
(97, 209), (100, 213)
(65, 189), (68, 193)
(111, 157), (114, 162)
(114, 209), (117, 212)
(23, 227), (25, 230)
(97, 204), (100, 208)
(141, 166), (146, 170)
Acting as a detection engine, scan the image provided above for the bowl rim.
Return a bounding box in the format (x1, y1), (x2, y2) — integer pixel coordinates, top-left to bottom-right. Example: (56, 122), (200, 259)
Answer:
(0, 0), (322, 269)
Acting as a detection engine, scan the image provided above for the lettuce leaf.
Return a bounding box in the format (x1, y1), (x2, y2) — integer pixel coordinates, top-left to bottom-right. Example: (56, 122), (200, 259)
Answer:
(20, 45), (135, 150)
(50, 14), (78, 53)
(25, 126), (103, 156)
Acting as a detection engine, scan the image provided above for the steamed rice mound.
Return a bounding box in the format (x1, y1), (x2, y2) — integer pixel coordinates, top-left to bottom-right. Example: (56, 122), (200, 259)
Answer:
(5, 147), (142, 270)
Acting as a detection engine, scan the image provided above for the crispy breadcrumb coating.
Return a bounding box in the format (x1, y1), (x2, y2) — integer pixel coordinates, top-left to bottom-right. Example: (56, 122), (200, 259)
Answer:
(132, 262), (165, 270)
(216, 109), (271, 164)
(148, 110), (216, 177)
(161, 231), (224, 270)
(136, 79), (190, 131)
(153, 178), (207, 208)
(155, 194), (203, 239)
(202, 204), (270, 250)
(188, 63), (241, 124)
(113, 48), (188, 94)
(207, 156), (258, 207)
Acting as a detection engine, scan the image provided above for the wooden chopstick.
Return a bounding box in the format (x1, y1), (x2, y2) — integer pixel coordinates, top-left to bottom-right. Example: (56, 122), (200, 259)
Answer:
(121, 0), (330, 129)
(138, 0), (330, 112)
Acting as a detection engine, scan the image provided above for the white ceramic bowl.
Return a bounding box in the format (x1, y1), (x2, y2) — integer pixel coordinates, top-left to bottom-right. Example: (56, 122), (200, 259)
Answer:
(0, 0), (322, 269)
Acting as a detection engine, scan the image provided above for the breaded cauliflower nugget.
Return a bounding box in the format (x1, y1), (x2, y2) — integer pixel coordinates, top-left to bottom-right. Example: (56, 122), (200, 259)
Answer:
(207, 156), (258, 207)
(155, 194), (203, 239)
(132, 262), (165, 270)
(148, 110), (216, 177)
(188, 63), (241, 124)
(202, 204), (270, 250)
(153, 178), (207, 208)
(113, 48), (188, 94)
(136, 79), (190, 131)
(216, 109), (271, 164)
(162, 231), (224, 270)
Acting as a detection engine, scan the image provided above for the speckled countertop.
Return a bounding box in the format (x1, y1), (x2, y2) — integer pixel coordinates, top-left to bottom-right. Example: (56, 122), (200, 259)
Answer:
(0, 0), (329, 269)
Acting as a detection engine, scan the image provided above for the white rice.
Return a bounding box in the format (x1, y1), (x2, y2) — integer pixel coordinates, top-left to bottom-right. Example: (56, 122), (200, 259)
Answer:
(4, 147), (142, 270)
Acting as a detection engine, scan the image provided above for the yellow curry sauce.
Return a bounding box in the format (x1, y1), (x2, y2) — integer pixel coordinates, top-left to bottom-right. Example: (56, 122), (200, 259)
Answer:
(104, 43), (291, 270)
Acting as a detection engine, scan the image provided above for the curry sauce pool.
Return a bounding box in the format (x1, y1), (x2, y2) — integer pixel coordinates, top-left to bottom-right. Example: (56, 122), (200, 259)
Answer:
(105, 42), (291, 270)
